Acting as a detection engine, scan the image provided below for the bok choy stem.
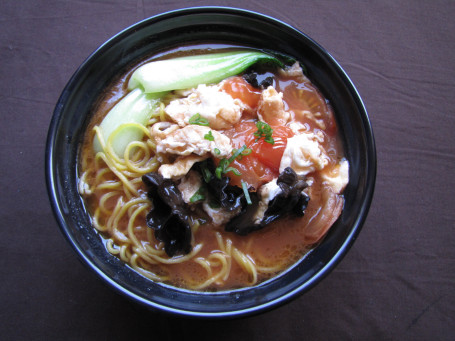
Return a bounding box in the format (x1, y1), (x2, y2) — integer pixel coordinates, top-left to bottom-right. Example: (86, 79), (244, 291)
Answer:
(93, 88), (164, 156)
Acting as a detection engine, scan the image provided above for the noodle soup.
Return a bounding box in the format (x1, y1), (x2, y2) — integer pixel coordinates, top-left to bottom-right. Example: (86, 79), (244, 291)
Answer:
(78, 45), (349, 291)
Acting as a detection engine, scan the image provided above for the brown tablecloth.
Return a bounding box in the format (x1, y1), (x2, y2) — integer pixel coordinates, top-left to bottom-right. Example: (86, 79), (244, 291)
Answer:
(1, 0), (454, 339)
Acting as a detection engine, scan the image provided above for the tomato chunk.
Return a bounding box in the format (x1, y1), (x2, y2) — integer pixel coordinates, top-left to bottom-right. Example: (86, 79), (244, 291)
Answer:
(223, 121), (294, 189)
(229, 154), (276, 189)
(221, 76), (262, 108)
(249, 125), (294, 172)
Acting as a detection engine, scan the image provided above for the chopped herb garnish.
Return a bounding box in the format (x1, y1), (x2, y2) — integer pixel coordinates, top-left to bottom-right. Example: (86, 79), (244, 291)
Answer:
(214, 145), (250, 179)
(227, 167), (241, 176)
(215, 159), (229, 179)
(189, 113), (209, 126)
(215, 158), (242, 179)
(242, 147), (252, 156)
(199, 160), (212, 183)
(241, 180), (252, 205)
(190, 186), (206, 203)
(228, 145), (247, 163)
(232, 146), (252, 160)
(254, 121), (275, 144)
(214, 148), (221, 155)
(204, 130), (215, 141)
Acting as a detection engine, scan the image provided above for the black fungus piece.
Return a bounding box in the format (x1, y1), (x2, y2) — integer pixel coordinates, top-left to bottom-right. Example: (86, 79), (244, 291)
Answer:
(225, 167), (310, 235)
(225, 192), (261, 235)
(142, 173), (192, 257)
(262, 167), (309, 224)
(260, 76), (274, 89)
(206, 175), (244, 212)
(193, 159), (245, 213)
(243, 71), (275, 89)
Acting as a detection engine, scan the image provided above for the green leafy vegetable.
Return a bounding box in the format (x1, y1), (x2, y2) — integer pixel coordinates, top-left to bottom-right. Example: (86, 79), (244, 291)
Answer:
(254, 121), (275, 144)
(93, 88), (164, 156)
(128, 51), (286, 93)
(189, 113), (209, 126)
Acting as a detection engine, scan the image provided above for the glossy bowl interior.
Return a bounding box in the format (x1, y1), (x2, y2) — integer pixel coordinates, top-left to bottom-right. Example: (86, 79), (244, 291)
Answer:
(46, 7), (376, 318)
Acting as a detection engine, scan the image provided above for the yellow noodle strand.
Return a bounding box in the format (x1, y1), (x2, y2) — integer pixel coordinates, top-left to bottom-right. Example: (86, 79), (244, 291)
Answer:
(232, 248), (258, 286)
(144, 243), (203, 265)
(92, 208), (108, 232)
(97, 152), (138, 196)
(126, 204), (149, 249)
(98, 191), (121, 215)
(106, 238), (120, 255)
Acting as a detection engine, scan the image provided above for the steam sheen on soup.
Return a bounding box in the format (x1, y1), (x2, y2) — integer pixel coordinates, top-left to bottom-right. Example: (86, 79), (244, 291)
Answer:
(78, 45), (349, 291)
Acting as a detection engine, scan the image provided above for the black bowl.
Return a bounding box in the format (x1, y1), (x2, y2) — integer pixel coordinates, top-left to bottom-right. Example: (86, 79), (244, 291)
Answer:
(46, 7), (376, 318)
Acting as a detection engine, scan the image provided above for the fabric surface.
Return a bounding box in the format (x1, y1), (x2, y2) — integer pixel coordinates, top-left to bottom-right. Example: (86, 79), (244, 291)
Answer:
(1, 0), (454, 340)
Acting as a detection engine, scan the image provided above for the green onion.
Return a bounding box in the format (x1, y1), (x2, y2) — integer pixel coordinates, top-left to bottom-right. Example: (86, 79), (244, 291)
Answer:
(215, 159), (229, 179)
(128, 51), (287, 93)
(190, 187), (206, 203)
(254, 121), (275, 144)
(228, 145), (247, 163)
(214, 144), (251, 179)
(199, 160), (212, 183)
(226, 167), (241, 176)
(214, 148), (221, 156)
(215, 159), (242, 179)
(241, 180), (252, 205)
(242, 147), (252, 156)
(189, 113), (209, 126)
(204, 130), (215, 141)
(232, 146), (252, 160)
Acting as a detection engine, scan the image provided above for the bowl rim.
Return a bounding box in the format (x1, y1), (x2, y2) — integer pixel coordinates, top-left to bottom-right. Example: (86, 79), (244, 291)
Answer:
(45, 6), (376, 319)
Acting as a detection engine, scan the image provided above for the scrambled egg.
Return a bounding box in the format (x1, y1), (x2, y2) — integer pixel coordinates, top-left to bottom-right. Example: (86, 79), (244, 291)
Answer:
(202, 203), (241, 226)
(177, 170), (203, 202)
(320, 159), (349, 194)
(279, 133), (329, 176)
(159, 155), (206, 179)
(257, 86), (290, 125)
(155, 124), (232, 158)
(165, 84), (246, 129)
(254, 179), (281, 224)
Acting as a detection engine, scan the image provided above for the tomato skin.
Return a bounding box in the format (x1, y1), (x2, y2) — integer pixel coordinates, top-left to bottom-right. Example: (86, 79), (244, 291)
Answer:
(223, 121), (294, 189)
(228, 154), (276, 189)
(249, 126), (294, 172)
(221, 77), (262, 108)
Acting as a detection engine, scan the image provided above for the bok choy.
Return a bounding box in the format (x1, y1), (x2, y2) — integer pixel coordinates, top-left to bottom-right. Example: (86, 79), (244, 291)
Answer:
(128, 51), (286, 93)
(93, 88), (163, 156)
